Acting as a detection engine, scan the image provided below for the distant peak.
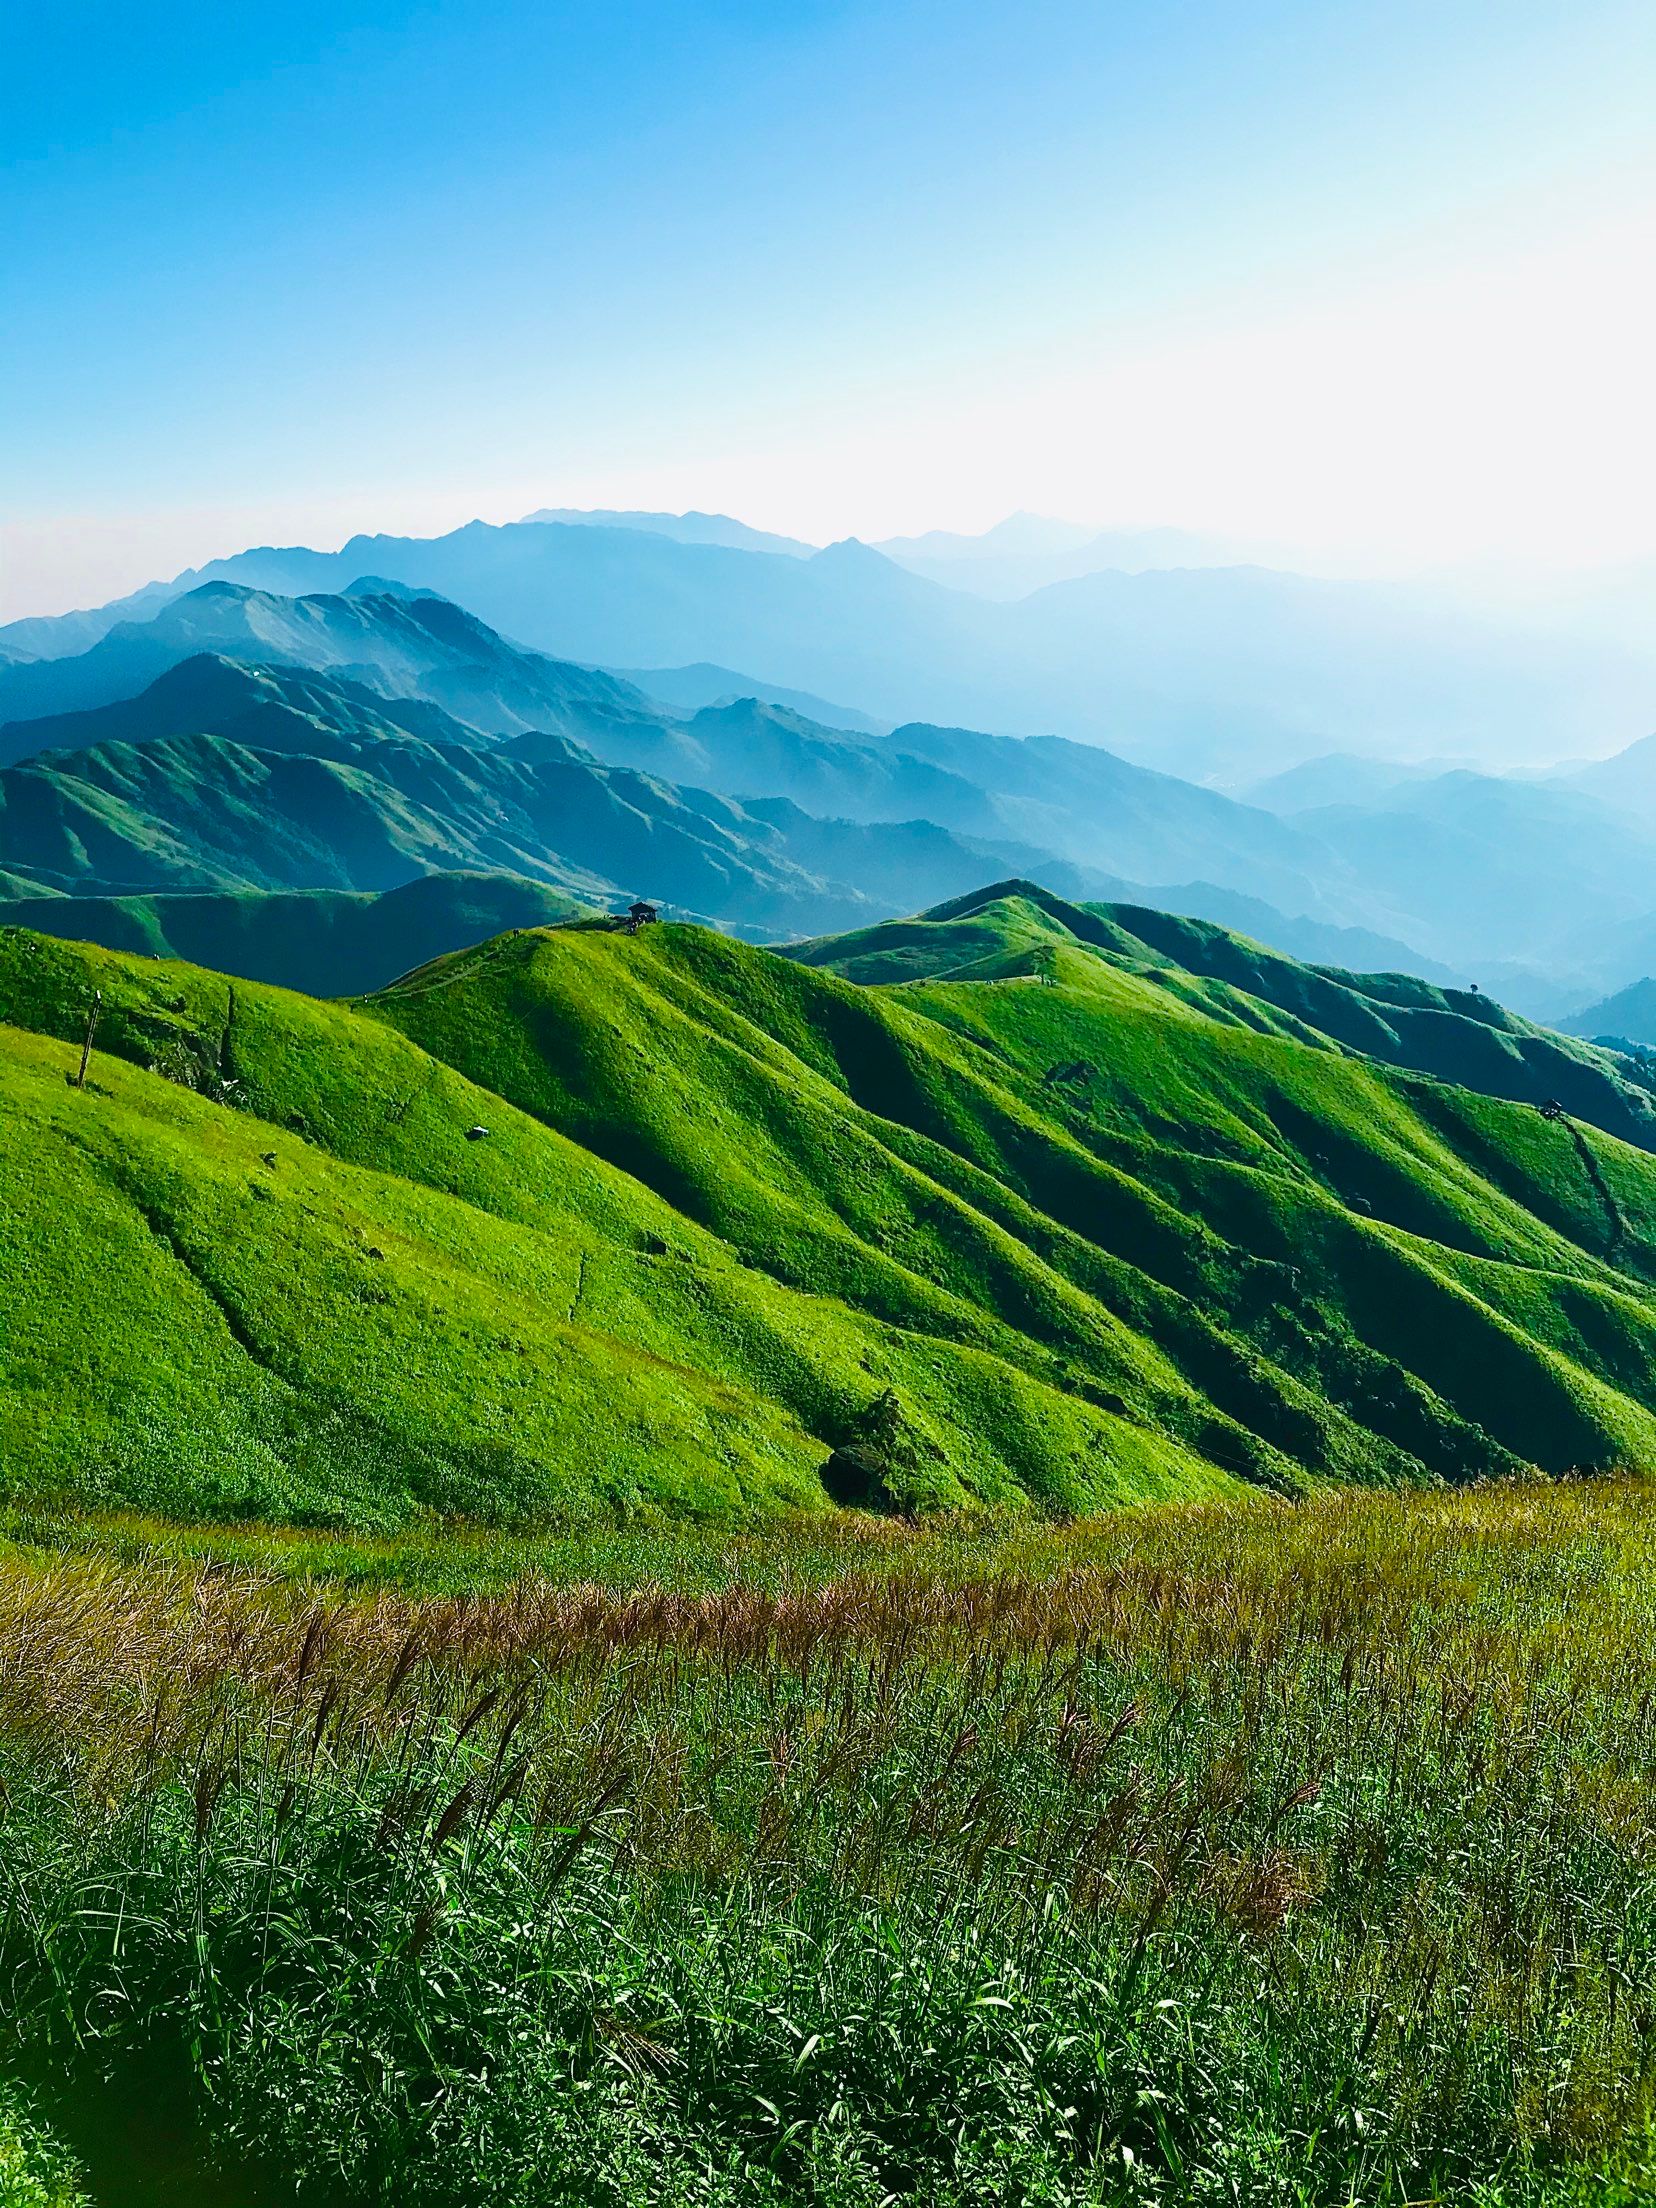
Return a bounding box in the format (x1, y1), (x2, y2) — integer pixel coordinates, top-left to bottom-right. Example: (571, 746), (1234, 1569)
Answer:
(692, 694), (825, 736)
(873, 514), (1095, 562)
(342, 575), (445, 603)
(179, 580), (259, 604)
(145, 651), (266, 695)
(811, 537), (890, 569)
(517, 508), (815, 557)
(915, 878), (1051, 924)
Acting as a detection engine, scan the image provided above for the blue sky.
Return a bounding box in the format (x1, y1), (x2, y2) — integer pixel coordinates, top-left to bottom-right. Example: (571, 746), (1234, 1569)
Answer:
(4, 0), (1653, 616)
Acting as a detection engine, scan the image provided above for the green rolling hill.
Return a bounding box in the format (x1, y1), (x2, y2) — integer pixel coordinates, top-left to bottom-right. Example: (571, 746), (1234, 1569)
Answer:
(788, 881), (1656, 1151)
(5, 885), (1656, 1529)
(0, 872), (594, 996)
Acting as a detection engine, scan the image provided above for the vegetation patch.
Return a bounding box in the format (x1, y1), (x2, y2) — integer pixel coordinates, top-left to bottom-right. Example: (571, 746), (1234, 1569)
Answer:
(4, 1482), (1656, 2202)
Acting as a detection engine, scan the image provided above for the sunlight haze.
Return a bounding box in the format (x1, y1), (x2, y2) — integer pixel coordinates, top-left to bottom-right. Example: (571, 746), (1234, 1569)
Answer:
(4, 0), (1654, 616)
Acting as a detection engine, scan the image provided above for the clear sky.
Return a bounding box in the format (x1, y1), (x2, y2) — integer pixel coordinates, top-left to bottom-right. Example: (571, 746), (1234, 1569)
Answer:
(4, 0), (1654, 618)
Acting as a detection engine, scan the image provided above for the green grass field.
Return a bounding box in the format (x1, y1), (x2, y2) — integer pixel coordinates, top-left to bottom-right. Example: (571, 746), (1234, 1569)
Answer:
(5, 1482), (1656, 2204)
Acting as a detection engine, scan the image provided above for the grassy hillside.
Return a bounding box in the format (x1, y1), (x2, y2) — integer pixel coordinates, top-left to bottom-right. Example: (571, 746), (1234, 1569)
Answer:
(5, 893), (1656, 1529)
(0, 872), (592, 996)
(0, 925), (1234, 1524)
(789, 881), (1656, 1150)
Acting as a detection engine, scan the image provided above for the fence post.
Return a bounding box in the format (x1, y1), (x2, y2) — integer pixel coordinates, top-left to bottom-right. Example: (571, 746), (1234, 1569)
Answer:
(75, 990), (102, 1090)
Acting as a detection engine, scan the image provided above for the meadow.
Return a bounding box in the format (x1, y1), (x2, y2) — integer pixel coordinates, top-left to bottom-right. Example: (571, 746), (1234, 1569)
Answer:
(5, 1478), (1656, 2206)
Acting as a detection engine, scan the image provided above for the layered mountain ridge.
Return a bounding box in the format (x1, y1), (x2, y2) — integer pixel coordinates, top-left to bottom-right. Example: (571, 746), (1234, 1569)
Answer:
(0, 590), (1444, 970)
(7, 513), (1650, 780)
(4, 536), (1655, 1014)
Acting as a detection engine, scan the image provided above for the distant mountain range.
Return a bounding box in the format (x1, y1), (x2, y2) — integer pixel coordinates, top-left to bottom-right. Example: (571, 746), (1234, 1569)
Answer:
(13, 584), (1529, 980)
(1238, 745), (1656, 1006)
(4, 533), (1655, 1019)
(615, 662), (890, 735)
(8, 577), (1656, 1008)
(0, 581), (649, 752)
(8, 513), (1652, 782)
(1558, 978), (1656, 1050)
(1287, 773), (1656, 971)
(0, 661), (1360, 963)
(873, 511), (1259, 597)
(0, 676), (1046, 934)
(0, 578), (1571, 947)
(1240, 753), (1455, 814)
(522, 507), (814, 558)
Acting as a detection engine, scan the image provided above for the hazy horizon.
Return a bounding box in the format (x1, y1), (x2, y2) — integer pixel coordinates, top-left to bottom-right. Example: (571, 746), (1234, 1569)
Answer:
(6, 0), (1655, 623)
(7, 500), (1656, 635)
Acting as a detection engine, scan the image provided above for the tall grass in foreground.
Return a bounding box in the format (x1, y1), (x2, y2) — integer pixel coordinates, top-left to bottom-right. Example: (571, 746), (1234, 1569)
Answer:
(5, 1483), (1656, 2203)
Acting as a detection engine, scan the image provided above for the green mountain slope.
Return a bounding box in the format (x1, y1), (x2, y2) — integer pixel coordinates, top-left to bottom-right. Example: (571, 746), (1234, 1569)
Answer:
(0, 873), (592, 996)
(0, 862), (1443, 1008)
(5, 891), (1656, 1530)
(0, 926), (1239, 1523)
(789, 882), (1656, 1152)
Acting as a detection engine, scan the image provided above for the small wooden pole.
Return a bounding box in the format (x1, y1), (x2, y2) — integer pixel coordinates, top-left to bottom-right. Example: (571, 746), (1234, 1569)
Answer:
(74, 990), (101, 1090)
